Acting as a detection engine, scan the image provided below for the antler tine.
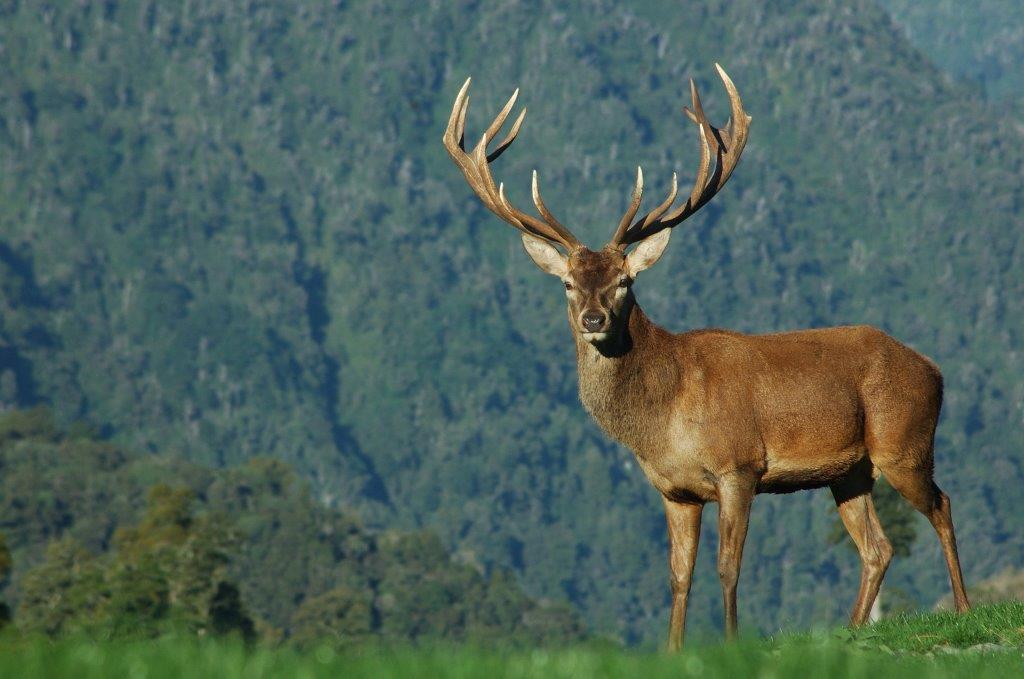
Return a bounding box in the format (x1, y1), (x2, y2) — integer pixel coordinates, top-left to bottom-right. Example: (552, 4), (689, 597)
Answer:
(519, 172), (581, 249)
(712, 62), (751, 189)
(441, 78), (581, 251)
(498, 183), (549, 240)
(659, 118), (713, 225)
(470, 132), (515, 215)
(610, 167), (644, 246)
(610, 65), (751, 247)
(484, 88), (519, 145)
(487, 108), (526, 162)
(456, 93), (470, 150)
(531, 170), (569, 233)
(646, 83), (715, 229)
(684, 78), (720, 158)
(473, 133), (554, 242)
(638, 172), (679, 229)
(445, 77), (472, 150)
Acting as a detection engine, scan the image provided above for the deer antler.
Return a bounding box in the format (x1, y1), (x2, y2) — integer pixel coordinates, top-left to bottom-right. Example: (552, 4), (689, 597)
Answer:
(609, 64), (751, 248)
(442, 78), (582, 252)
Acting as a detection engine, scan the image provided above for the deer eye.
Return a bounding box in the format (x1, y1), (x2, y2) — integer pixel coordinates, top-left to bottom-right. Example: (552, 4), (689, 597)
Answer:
(564, 281), (574, 291)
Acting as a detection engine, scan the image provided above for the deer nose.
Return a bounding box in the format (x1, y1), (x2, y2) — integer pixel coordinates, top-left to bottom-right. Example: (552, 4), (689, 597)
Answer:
(581, 311), (607, 332)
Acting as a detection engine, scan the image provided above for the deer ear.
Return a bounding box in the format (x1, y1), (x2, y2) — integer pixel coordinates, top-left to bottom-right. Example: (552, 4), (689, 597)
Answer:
(521, 234), (568, 278)
(625, 229), (672, 275)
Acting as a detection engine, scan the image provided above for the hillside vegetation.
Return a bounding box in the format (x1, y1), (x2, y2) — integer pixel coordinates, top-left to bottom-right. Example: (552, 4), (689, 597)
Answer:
(1, 0), (1022, 644)
(879, 0), (1024, 102)
(0, 408), (582, 644)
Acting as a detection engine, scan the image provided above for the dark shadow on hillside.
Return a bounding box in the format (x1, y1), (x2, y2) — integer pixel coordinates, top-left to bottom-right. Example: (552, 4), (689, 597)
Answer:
(281, 200), (391, 507)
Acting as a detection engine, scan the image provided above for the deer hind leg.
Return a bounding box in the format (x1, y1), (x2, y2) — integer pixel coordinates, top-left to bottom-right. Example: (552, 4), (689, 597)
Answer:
(831, 474), (893, 626)
(877, 464), (971, 613)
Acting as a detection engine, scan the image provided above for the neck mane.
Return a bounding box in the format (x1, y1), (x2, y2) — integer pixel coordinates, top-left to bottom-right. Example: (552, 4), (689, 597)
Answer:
(573, 300), (682, 451)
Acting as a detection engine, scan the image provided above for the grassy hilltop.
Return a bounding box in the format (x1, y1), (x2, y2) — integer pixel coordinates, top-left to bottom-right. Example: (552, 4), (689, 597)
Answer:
(2, 604), (1022, 678)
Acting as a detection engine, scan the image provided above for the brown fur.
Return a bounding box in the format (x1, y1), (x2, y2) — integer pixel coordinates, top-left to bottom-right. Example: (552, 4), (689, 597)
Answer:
(560, 247), (970, 648)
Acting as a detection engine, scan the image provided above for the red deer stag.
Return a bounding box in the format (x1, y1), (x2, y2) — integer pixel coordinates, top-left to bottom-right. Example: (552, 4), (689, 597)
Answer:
(442, 65), (970, 648)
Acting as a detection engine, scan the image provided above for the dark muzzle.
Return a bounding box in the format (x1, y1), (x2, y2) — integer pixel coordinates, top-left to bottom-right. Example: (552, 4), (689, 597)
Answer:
(581, 311), (607, 332)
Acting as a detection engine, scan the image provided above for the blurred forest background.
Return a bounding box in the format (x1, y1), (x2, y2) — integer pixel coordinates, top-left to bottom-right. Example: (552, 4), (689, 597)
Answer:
(0, 0), (1022, 646)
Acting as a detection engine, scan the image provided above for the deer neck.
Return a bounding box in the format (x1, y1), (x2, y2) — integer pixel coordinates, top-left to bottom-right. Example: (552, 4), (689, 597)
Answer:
(573, 299), (680, 451)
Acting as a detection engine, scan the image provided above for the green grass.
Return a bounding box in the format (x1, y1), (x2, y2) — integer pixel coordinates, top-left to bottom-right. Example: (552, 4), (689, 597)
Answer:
(819, 601), (1024, 653)
(1, 604), (1022, 678)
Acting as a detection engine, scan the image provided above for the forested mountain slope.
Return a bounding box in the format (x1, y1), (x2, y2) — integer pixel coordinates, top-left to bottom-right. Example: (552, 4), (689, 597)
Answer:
(878, 0), (1024, 102)
(1, 0), (1022, 644)
(0, 407), (582, 643)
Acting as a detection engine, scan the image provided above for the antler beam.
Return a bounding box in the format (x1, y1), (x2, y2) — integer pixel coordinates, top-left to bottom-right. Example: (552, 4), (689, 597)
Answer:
(609, 64), (751, 248)
(442, 78), (581, 252)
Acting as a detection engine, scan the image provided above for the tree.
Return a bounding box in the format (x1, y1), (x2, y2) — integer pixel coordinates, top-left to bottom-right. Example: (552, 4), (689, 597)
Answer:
(17, 484), (255, 639)
(290, 586), (375, 647)
(0, 406), (58, 445)
(1, 410), (582, 643)
(112, 484), (255, 639)
(17, 537), (106, 636)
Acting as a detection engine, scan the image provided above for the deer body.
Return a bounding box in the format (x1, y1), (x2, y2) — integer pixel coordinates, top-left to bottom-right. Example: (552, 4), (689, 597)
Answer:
(575, 302), (941, 503)
(442, 66), (970, 648)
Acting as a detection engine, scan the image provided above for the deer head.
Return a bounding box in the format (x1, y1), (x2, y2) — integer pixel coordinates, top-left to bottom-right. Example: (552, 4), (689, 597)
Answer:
(442, 65), (750, 346)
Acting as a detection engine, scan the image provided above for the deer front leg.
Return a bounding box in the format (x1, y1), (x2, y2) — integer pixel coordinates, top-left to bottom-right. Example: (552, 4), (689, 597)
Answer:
(663, 497), (703, 651)
(716, 472), (755, 639)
